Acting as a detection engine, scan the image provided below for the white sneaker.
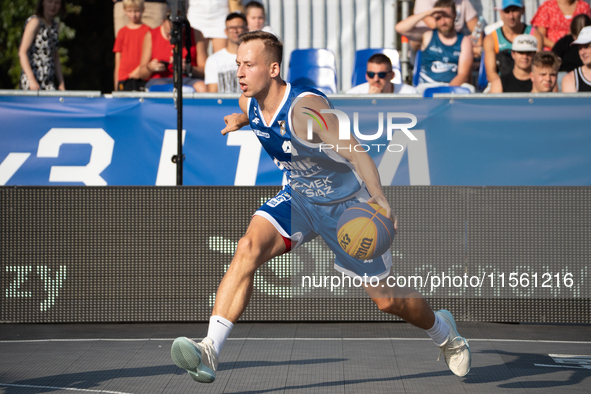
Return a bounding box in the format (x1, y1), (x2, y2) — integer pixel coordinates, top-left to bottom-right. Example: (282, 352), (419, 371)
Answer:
(171, 337), (219, 383)
(435, 310), (471, 376)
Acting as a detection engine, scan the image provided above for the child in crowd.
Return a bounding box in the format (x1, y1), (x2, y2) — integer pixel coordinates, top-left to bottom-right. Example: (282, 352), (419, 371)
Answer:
(530, 51), (561, 92)
(244, 1), (277, 37)
(113, 0), (151, 91)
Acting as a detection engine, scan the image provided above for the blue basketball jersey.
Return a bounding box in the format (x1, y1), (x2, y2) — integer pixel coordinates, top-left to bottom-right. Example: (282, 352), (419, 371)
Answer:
(247, 83), (363, 204)
(420, 30), (464, 84)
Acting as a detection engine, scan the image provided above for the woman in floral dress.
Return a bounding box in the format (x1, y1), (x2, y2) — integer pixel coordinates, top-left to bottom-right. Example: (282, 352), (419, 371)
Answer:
(19, 0), (66, 90)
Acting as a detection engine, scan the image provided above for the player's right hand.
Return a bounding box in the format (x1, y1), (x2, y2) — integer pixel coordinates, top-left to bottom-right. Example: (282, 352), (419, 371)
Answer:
(221, 113), (243, 135)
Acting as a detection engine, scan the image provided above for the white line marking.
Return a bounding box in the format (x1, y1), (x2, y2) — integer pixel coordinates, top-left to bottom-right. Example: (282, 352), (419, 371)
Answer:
(0, 382), (132, 394)
(471, 339), (591, 344)
(534, 364), (565, 368)
(534, 363), (591, 369)
(1, 338), (591, 344)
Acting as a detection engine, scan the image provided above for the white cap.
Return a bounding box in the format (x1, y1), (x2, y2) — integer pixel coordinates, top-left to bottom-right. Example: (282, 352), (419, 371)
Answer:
(572, 26), (591, 45)
(512, 34), (538, 52)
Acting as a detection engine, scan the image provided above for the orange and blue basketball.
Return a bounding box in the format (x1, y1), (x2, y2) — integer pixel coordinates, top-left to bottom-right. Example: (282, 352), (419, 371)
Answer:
(336, 202), (395, 260)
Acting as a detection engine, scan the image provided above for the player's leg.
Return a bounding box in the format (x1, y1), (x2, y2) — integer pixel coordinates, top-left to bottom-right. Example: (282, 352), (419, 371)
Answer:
(313, 193), (471, 376)
(212, 214), (286, 323)
(364, 278), (471, 376)
(171, 197), (291, 384)
(365, 283), (435, 329)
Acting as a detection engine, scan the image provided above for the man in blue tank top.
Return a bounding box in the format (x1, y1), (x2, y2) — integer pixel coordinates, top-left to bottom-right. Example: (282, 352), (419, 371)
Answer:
(170, 31), (471, 384)
(396, 0), (474, 93)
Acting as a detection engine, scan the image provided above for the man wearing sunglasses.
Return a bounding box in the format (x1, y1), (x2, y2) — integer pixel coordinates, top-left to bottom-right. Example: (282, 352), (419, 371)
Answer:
(346, 54), (418, 94)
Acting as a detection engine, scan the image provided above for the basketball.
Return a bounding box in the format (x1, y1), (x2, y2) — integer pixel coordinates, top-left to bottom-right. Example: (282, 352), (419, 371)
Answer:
(336, 202), (395, 260)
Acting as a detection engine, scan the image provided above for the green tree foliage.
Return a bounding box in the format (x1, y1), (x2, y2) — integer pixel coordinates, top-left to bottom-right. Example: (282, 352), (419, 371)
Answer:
(0, 0), (80, 89)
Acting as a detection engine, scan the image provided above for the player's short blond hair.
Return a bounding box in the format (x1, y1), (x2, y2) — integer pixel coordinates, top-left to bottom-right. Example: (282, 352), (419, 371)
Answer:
(123, 0), (145, 11)
(239, 31), (283, 66)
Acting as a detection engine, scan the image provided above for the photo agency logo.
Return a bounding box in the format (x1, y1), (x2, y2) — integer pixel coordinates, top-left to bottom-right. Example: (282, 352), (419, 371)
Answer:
(294, 97), (418, 153)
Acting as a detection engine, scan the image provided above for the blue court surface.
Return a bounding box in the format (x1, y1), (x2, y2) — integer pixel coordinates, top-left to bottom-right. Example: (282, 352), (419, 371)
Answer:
(1, 322), (590, 393)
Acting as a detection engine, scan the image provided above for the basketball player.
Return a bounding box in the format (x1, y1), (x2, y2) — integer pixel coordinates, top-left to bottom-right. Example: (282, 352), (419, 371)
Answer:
(171, 31), (471, 383)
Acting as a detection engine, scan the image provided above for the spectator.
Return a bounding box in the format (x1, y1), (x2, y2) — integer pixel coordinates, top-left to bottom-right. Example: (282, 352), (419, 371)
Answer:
(113, 0), (151, 91)
(19, 0), (66, 91)
(138, 12), (207, 92)
(489, 34), (537, 93)
(113, 0), (167, 36)
(561, 25), (591, 91)
(530, 0), (591, 50)
(204, 12), (247, 93)
(244, 1), (277, 37)
(346, 54), (417, 94)
(406, 0), (480, 53)
(188, 0), (244, 53)
(530, 51), (561, 92)
(552, 14), (591, 88)
(483, 0), (543, 83)
(396, 0), (474, 93)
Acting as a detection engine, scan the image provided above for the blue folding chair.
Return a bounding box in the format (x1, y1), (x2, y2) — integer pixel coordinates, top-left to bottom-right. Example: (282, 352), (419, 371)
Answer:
(148, 84), (196, 93)
(287, 48), (338, 94)
(422, 86), (472, 97)
(351, 48), (401, 87)
(412, 50), (422, 87)
(477, 54), (488, 92)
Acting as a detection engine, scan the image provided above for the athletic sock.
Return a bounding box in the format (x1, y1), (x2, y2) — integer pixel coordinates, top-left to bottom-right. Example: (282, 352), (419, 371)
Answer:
(206, 315), (234, 357)
(425, 313), (450, 346)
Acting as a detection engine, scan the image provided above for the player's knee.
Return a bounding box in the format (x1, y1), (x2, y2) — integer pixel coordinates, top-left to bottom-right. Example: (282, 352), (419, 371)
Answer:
(234, 236), (265, 265)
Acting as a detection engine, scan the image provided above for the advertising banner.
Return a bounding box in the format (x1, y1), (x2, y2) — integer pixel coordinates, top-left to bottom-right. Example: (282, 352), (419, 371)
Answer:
(1, 95), (590, 186)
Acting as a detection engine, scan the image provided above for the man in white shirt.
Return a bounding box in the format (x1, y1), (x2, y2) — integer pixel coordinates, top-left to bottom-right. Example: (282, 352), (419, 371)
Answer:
(204, 12), (247, 93)
(346, 54), (418, 94)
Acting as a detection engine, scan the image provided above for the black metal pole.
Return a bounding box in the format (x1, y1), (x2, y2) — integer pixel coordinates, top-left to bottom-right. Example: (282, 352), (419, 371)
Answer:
(171, 17), (183, 186)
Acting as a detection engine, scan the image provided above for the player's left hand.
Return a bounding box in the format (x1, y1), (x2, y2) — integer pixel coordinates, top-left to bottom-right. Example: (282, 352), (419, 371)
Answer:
(367, 196), (397, 232)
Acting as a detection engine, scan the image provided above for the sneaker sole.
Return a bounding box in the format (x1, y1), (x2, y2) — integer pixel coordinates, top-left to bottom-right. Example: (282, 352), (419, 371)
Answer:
(436, 310), (471, 376)
(171, 337), (216, 383)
